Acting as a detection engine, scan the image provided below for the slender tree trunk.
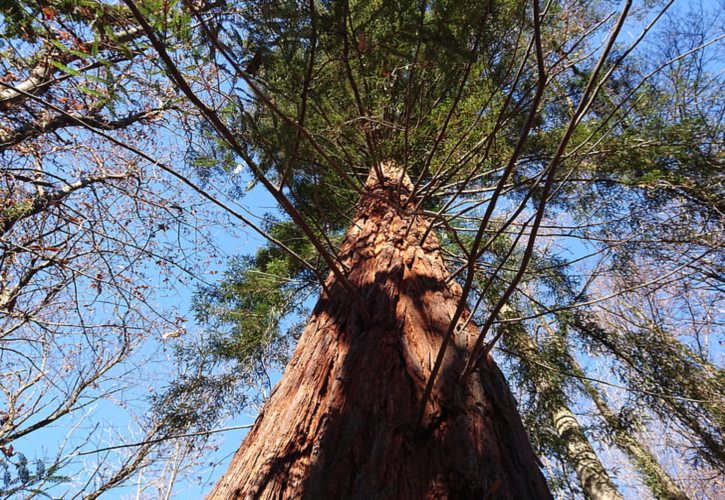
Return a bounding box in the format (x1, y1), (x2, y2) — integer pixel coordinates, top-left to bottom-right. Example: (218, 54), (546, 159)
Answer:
(550, 408), (622, 500)
(501, 312), (623, 500)
(209, 162), (551, 499)
(570, 358), (689, 500)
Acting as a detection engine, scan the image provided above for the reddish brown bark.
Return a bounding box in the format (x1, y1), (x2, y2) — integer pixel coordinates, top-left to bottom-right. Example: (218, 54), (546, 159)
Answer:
(209, 162), (551, 499)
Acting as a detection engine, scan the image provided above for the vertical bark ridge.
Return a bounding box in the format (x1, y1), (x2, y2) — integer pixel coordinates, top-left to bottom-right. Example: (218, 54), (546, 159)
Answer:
(208, 161), (551, 499)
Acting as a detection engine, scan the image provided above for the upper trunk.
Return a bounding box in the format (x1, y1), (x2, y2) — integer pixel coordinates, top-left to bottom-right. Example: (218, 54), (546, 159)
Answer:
(209, 162), (551, 499)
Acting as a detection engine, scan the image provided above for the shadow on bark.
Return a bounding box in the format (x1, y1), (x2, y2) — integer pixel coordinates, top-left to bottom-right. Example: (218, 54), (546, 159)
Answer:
(209, 164), (551, 499)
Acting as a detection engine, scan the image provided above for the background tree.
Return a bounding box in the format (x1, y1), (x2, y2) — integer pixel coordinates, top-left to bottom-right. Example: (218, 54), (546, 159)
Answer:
(0, 1), (245, 497)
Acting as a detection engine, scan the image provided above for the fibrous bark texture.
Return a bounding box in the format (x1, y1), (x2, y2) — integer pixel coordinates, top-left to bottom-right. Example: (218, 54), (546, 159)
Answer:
(209, 162), (551, 499)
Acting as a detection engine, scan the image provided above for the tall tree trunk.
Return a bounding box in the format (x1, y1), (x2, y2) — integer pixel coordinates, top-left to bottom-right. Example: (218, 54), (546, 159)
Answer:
(501, 310), (623, 500)
(209, 162), (551, 499)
